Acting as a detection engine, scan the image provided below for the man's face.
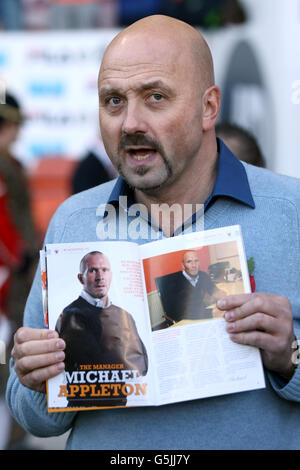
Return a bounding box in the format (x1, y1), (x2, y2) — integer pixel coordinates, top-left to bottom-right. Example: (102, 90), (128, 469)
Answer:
(78, 253), (112, 300)
(98, 34), (204, 194)
(182, 251), (200, 278)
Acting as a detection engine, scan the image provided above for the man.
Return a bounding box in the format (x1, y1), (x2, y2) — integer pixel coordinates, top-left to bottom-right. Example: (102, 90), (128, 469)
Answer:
(55, 251), (148, 407)
(72, 139), (116, 194)
(0, 93), (38, 450)
(216, 122), (266, 168)
(6, 15), (300, 449)
(155, 250), (226, 324)
(0, 93), (38, 324)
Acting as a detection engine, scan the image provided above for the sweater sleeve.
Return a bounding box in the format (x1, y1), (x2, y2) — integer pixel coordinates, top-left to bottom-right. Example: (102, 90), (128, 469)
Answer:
(267, 322), (300, 403)
(267, 187), (300, 403)
(5, 265), (77, 437)
(5, 202), (78, 437)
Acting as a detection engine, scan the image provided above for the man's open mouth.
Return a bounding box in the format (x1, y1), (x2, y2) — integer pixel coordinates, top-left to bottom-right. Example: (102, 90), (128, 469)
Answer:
(126, 147), (157, 162)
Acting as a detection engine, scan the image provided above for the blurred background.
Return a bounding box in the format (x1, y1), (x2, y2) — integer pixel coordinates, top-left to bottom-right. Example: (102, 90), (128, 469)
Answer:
(0, 0), (299, 450)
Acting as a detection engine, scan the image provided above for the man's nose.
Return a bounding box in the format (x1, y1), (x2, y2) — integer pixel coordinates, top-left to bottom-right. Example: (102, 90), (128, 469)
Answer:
(97, 269), (106, 280)
(122, 101), (147, 135)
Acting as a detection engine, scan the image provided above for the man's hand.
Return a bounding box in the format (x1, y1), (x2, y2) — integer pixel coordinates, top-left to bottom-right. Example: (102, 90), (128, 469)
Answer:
(217, 293), (297, 380)
(12, 327), (65, 393)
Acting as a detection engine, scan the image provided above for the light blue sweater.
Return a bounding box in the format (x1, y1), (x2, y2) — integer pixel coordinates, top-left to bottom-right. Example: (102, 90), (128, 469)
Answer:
(6, 163), (300, 449)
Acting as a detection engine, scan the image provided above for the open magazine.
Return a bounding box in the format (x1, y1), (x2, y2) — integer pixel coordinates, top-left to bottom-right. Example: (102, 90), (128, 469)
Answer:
(41, 225), (265, 412)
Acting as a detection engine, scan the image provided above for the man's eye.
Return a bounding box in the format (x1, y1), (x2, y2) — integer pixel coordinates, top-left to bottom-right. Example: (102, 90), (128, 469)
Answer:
(108, 97), (121, 106)
(151, 93), (163, 101)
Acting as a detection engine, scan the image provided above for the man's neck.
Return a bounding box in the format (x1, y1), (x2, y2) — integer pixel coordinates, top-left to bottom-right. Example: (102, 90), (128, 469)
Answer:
(134, 140), (218, 237)
(80, 290), (110, 308)
(182, 270), (199, 286)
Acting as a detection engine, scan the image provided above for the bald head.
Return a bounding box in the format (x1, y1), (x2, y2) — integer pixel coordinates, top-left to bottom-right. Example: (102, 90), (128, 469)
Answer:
(98, 14), (220, 200)
(100, 15), (215, 91)
(182, 250), (200, 278)
(78, 251), (112, 302)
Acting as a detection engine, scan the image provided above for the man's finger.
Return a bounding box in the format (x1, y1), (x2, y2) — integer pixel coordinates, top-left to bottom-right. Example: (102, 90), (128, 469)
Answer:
(218, 293), (280, 320)
(226, 312), (275, 335)
(15, 350), (65, 376)
(12, 337), (65, 361)
(217, 294), (252, 311)
(14, 327), (58, 345)
(228, 330), (272, 350)
(20, 362), (65, 393)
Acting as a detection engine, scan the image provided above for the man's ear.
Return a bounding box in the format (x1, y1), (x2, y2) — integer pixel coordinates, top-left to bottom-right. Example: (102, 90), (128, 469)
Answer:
(78, 273), (84, 285)
(202, 85), (221, 132)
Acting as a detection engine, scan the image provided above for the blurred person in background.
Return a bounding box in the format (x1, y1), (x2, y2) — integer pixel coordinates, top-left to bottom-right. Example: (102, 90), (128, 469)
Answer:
(0, 94), (38, 449)
(0, 173), (24, 448)
(0, 0), (24, 30)
(72, 138), (116, 194)
(216, 122), (266, 168)
(0, 93), (38, 330)
(0, 175), (24, 318)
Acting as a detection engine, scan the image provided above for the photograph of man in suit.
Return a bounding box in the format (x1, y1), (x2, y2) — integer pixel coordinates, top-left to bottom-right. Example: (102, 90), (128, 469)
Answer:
(55, 250), (148, 407)
(155, 250), (226, 326)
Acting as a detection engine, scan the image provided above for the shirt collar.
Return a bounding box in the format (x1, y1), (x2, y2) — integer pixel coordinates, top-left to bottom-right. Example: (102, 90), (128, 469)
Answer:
(205, 138), (255, 210)
(80, 290), (112, 309)
(182, 270), (199, 286)
(107, 137), (255, 211)
(108, 175), (135, 208)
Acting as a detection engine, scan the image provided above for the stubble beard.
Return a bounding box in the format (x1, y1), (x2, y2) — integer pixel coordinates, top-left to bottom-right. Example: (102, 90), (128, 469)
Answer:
(116, 133), (173, 193)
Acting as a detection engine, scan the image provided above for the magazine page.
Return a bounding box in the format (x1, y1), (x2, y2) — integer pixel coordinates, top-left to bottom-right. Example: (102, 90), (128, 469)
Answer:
(44, 241), (155, 412)
(39, 250), (48, 328)
(140, 225), (265, 406)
